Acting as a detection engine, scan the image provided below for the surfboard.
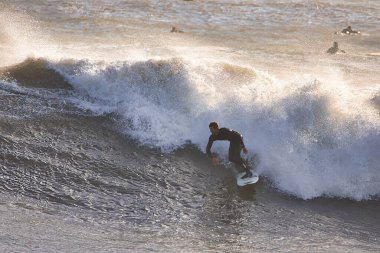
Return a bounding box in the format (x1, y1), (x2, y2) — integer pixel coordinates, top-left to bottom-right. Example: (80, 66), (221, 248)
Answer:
(236, 169), (259, 186)
(367, 52), (380, 57)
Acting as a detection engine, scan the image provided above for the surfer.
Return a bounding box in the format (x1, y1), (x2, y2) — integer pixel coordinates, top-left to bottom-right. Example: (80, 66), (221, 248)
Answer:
(326, 42), (346, 54)
(170, 26), (184, 33)
(206, 122), (253, 179)
(340, 26), (360, 34)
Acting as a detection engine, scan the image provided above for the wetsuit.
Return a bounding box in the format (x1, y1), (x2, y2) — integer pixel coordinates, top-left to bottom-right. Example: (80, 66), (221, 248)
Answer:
(206, 128), (250, 173)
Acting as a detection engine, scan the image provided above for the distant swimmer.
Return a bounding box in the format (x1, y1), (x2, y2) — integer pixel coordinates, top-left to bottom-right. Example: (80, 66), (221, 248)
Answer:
(170, 26), (184, 33)
(326, 42), (346, 54)
(206, 122), (253, 179)
(336, 26), (360, 35)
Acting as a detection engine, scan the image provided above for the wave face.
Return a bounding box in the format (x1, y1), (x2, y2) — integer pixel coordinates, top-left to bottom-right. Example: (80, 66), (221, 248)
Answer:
(42, 57), (379, 201)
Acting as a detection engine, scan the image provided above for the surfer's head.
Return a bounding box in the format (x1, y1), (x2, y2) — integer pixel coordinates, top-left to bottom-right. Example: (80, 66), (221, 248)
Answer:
(209, 121), (219, 135)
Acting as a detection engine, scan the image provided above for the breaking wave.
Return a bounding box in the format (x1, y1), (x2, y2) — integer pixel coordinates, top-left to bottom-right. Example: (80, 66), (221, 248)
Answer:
(3, 57), (380, 200)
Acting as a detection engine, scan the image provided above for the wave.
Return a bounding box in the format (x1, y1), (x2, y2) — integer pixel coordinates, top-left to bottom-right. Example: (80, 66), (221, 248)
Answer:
(0, 58), (71, 89)
(3, 57), (380, 201)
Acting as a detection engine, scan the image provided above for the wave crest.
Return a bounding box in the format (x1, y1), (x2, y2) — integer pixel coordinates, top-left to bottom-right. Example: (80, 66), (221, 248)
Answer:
(0, 58), (71, 89)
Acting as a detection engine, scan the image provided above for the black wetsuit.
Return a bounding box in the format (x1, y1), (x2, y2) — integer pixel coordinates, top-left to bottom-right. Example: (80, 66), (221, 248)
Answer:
(206, 128), (249, 173)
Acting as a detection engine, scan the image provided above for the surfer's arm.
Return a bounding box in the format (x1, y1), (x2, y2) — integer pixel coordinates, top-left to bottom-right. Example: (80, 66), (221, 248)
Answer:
(237, 133), (248, 154)
(206, 136), (215, 158)
(207, 136), (220, 165)
(231, 129), (245, 149)
(237, 133), (245, 149)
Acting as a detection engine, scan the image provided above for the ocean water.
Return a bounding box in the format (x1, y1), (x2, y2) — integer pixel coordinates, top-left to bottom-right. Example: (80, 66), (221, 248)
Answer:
(0, 1), (379, 252)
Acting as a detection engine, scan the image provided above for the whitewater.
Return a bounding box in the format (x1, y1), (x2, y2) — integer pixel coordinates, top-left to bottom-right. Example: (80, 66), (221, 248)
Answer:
(40, 55), (378, 200)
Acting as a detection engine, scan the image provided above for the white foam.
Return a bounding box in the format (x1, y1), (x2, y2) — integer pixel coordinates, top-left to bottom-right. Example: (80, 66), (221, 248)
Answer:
(51, 58), (380, 200)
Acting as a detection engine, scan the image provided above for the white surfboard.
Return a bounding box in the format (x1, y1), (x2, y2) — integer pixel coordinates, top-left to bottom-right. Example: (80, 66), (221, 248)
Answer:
(367, 52), (380, 57)
(236, 169), (259, 186)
